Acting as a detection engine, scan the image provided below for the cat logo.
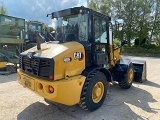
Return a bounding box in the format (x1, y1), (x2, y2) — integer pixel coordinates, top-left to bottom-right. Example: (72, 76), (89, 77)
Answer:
(74, 52), (83, 60)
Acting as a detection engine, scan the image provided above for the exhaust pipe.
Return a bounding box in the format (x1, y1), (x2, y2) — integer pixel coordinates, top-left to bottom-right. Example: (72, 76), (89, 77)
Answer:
(35, 31), (41, 50)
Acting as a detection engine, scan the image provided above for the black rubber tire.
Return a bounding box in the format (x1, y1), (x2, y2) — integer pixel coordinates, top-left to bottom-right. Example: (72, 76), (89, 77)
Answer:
(25, 43), (37, 50)
(79, 71), (107, 112)
(119, 63), (134, 89)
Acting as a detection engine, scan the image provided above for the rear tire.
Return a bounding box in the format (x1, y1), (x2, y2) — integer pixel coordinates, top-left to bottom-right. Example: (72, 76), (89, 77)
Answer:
(79, 71), (107, 112)
(119, 63), (134, 89)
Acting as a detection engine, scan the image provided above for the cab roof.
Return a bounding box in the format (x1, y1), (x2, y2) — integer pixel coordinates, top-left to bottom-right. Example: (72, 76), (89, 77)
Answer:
(48, 6), (111, 21)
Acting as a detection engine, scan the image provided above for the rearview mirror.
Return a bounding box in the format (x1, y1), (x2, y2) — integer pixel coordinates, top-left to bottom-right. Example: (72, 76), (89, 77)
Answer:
(113, 40), (127, 51)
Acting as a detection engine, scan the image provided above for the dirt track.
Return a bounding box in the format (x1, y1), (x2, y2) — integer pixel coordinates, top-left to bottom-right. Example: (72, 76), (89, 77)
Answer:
(0, 56), (160, 120)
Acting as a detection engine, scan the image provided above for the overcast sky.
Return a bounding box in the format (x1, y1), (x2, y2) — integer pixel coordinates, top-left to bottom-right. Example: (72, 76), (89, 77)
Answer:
(2, 0), (87, 25)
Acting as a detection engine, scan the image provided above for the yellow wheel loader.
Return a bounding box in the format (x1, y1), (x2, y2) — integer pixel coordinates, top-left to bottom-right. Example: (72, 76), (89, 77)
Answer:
(17, 6), (146, 111)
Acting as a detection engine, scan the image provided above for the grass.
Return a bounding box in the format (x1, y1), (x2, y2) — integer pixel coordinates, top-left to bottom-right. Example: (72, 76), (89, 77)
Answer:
(121, 45), (160, 57)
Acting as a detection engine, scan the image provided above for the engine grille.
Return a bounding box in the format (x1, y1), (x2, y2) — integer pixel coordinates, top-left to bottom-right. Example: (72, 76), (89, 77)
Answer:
(19, 55), (53, 78)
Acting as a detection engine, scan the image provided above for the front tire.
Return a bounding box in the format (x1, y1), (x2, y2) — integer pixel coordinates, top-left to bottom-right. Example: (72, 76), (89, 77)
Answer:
(79, 71), (107, 112)
(119, 63), (134, 89)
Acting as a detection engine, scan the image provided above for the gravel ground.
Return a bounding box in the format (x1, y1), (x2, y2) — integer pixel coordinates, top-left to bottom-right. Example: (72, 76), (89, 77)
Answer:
(0, 56), (160, 120)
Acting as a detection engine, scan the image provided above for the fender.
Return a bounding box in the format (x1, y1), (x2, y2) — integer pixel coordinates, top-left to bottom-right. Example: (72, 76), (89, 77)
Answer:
(82, 66), (111, 82)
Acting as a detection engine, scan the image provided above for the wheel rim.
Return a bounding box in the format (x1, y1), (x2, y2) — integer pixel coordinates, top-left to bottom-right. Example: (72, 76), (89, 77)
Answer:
(92, 82), (104, 103)
(128, 68), (134, 83)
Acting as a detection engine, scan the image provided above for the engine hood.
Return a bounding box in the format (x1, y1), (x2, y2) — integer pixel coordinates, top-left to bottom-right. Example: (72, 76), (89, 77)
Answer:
(21, 41), (86, 80)
(22, 41), (83, 58)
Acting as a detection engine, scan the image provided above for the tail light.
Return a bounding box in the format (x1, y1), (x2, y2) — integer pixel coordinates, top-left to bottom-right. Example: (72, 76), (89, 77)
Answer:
(48, 85), (54, 93)
(49, 75), (54, 80)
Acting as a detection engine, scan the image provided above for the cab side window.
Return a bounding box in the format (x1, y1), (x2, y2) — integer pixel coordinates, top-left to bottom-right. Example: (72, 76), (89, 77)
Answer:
(94, 16), (107, 43)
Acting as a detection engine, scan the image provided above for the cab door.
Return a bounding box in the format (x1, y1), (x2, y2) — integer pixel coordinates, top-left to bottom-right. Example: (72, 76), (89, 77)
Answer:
(92, 15), (109, 67)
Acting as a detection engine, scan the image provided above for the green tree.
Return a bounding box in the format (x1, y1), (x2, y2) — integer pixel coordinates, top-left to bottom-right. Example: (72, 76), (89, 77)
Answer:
(113, 0), (137, 46)
(87, 0), (158, 46)
(150, 0), (160, 44)
(0, 2), (8, 15)
(135, 0), (154, 44)
(87, 0), (112, 16)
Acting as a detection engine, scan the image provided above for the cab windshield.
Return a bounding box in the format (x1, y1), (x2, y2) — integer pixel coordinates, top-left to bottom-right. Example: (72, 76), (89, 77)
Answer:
(25, 23), (42, 33)
(30, 24), (42, 33)
(51, 13), (88, 43)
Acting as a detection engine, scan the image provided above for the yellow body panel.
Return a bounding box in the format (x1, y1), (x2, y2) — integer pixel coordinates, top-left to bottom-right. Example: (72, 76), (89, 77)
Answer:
(109, 45), (121, 67)
(18, 42), (86, 105)
(23, 42), (85, 80)
(54, 42), (85, 80)
(17, 69), (86, 105)
(0, 62), (6, 68)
